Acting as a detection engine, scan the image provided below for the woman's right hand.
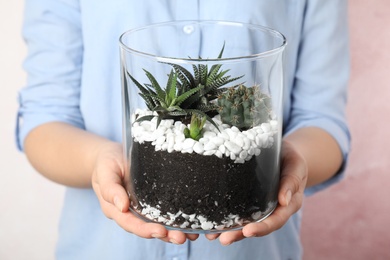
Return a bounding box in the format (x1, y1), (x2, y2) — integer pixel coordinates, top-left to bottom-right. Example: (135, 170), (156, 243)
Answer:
(91, 142), (199, 244)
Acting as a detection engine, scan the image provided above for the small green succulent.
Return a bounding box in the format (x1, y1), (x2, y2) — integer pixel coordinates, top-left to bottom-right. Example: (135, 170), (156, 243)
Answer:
(217, 84), (272, 130)
(183, 114), (207, 141)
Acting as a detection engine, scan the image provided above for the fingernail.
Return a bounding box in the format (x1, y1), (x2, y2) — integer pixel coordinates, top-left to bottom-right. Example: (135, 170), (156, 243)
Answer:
(114, 196), (123, 212)
(151, 233), (166, 239)
(169, 238), (179, 244)
(285, 190), (292, 206)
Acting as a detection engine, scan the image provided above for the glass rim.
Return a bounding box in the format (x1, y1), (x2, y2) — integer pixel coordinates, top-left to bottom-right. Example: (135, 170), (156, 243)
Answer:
(119, 20), (287, 64)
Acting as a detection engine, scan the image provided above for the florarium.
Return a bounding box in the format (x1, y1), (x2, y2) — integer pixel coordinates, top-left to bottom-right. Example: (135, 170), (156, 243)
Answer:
(120, 21), (286, 233)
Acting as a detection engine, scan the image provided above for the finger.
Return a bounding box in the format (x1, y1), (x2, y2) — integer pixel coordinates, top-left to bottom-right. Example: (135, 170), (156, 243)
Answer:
(242, 194), (303, 238)
(156, 230), (188, 244)
(205, 233), (220, 241)
(96, 172), (130, 213)
(217, 230), (244, 246)
(165, 230), (188, 244)
(109, 203), (168, 239)
(186, 233), (199, 241)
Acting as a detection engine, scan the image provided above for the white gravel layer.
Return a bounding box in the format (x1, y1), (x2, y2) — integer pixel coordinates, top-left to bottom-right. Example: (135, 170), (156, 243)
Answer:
(131, 109), (278, 163)
(135, 201), (276, 231)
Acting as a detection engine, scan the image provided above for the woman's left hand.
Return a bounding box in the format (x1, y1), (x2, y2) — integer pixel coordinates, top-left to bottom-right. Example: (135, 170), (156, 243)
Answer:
(205, 140), (308, 245)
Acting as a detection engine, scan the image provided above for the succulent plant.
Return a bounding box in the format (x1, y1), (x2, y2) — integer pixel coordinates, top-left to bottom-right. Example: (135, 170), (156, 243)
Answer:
(183, 114), (207, 141)
(128, 69), (217, 129)
(165, 44), (244, 115)
(217, 85), (272, 130)
(128, 44), (244, 133)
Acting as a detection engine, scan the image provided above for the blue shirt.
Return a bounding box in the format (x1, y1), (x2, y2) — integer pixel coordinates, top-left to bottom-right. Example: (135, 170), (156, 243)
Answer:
(17, 0), (350, 259)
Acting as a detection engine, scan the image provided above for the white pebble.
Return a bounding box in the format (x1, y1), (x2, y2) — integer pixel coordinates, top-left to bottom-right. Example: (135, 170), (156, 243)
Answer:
(224, 140), (242, 154)
(218, 145), (226, 154)
(234, 158), (245, 164)
(182, 138), (196, 150)
(180, 221), (190, 229)
(199, 137), (209, 144)
(155, 136), (166, 145)
(158, 216), (167, 223)
(153, 126), (166, 138)
(161, 143), (168, 151)
(244, 130), (256, 140)
(226, 130), (238, 141)
(182, 148), (193, 154)
(231, 126), (240, 132)
(193, 142), (204, 154)
(211, 136), (225, 146)
(255, 135), (263, 147)
(173, 143), (182, 151)
(191, 224), (201, 229)
(189, 214), (197, 222)
(256, 127), (264, 135)
(270, 120), (278, 131)
(234, 135), (244, 147)
(203, 131), (217, 138)
(239, 150), (248, 159)
(243, 137), (251, 150)
(215, 225), (225, 230)
(203, 150), (215, 156)
(140, 121), (152, 131)
(215, 150), (223, 158)
(261, 123), (271, 133)
(142, 133), (154, 142)
(167, 136), (175, 149)
(163, 119), (174, 128)
(251, 211), (263, 220)
(175, 133), (185, 143)
(219, 132), (230, 140)
(197, 215), (207, 222)
(204, 142), (217, 151)
(201, 221), (214, 230)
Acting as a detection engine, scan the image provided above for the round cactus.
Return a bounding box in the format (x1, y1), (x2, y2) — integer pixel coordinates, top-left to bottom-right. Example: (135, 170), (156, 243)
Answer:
(217, 85), (272, 130)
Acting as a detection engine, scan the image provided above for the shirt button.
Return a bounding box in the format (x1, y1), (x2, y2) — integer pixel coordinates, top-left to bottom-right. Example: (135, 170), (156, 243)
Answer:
(183, 25), (195, 34)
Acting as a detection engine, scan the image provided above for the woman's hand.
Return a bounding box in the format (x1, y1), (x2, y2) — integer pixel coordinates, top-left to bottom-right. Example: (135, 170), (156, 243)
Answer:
(91, 142), (199, 244)
(205, 140), (308, 245)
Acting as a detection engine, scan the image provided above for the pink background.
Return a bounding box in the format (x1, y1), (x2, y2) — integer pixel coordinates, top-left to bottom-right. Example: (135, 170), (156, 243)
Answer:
(301, 0), (390, 259)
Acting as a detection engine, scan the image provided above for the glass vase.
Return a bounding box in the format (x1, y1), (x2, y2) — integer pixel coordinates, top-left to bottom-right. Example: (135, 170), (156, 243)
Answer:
(120, 20), (286, 233)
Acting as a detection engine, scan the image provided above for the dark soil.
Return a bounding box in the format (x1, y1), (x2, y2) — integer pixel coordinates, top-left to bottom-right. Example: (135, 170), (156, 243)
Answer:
(129, 141), (279, 228)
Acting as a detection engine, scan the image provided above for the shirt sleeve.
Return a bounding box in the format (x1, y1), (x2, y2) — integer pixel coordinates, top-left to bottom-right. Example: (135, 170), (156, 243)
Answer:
(16, 0), (84, 151)
(283, 0), (351, 195)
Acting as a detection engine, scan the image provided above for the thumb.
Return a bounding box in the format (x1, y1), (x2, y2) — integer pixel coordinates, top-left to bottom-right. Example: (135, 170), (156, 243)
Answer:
(94, 166), (130, 213)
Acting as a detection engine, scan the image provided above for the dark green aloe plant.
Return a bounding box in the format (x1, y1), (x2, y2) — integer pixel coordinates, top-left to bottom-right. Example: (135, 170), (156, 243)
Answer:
(128, 69), (218, 129)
